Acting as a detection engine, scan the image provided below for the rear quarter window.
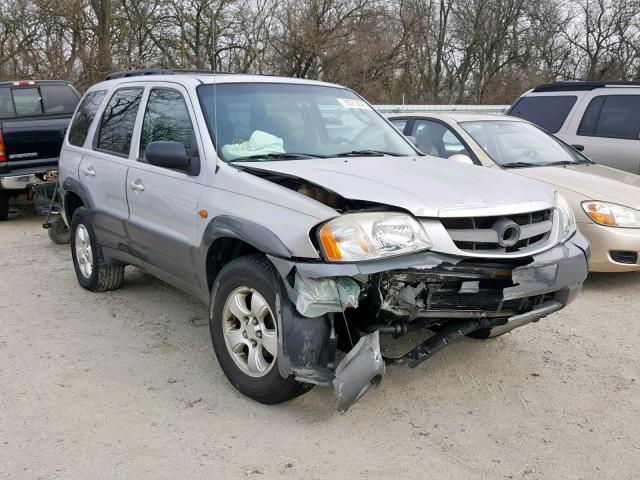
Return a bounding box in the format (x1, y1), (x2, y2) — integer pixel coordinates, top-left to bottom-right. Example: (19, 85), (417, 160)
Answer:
(508, 95), (577, 133)
(68, 90), (107, 147)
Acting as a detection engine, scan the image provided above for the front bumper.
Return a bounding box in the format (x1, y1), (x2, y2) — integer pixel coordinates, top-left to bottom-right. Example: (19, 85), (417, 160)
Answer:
(579, 222), (640, 272)
(268, 232), (590, 409)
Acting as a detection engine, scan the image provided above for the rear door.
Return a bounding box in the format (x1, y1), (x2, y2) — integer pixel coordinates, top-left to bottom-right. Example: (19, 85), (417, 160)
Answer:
(79, 85), (144, 249)
(0, 83), (79, 173)
(125, 83), (203, 286)
(561, 90), (640, 174)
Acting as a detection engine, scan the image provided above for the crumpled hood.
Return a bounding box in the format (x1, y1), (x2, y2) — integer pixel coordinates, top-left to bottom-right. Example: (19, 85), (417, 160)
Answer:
(236, 156), (555, 217)
(513, 164), (640, 210)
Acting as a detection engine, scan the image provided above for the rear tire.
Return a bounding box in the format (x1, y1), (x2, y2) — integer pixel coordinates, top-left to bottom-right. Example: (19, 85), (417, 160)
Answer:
(209, 254), (311, 404)
(48, 216), (70, 244)
(70, 207), (124, 292)
(0, 191), (9, 221)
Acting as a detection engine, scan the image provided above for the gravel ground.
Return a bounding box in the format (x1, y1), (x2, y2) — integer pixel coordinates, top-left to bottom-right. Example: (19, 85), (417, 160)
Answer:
(1, 202), (639, 480)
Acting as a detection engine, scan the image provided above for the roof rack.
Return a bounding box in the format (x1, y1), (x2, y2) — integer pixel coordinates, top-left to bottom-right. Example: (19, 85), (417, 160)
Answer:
(532, 81), (640, 93)
(104, 69), (230, 80)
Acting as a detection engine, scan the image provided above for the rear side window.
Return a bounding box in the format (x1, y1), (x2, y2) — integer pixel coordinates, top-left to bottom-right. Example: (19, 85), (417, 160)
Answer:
(508, 95), (577, 133)
(68, 90), (107, 147)
(0, 88), (15, 119)
(578, 95), (640, 140)
(139, 88), (197, 159)
(12, 88), (43, 116)
(96, 88), (143, 156)
(41, 84), (79, 114)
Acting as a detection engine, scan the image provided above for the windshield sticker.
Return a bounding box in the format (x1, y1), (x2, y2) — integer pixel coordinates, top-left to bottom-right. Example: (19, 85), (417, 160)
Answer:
(337, 98), (371, 110)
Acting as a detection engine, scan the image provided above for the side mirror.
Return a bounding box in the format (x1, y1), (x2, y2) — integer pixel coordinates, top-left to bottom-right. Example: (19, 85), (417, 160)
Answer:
(448, 154), (475, 166)
(145, 141), (199, 175)
(406, 135), (418, 147)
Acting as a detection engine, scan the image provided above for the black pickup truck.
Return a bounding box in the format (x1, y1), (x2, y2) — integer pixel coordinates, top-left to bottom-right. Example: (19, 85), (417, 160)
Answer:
(0, 80), (80, 220)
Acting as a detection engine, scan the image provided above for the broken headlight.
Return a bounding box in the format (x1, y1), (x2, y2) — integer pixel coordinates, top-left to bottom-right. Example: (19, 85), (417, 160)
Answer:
(555, 192), (577, 241)
(318, 212), (432, 262)
(581, 201), (640, 228)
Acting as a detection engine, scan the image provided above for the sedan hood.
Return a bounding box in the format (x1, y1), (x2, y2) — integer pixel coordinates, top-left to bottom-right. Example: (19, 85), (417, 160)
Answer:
(513, 164), (640, 210)
(236, 156), (555, 217)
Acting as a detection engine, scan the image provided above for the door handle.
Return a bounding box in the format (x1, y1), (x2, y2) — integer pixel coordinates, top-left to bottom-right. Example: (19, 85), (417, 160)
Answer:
(81, 166), (96, 177)
(571, 144), (585, 152)
(129, 180), (145, 192)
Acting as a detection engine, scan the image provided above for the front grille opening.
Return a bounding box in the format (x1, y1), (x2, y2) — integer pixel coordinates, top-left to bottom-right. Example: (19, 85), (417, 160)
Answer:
(441, 209), (553, 254)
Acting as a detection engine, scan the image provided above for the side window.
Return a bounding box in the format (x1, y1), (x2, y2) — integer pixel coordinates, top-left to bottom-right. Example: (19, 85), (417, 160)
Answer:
(578, 95), (640, 140)
(68, 91), (107, 147)
(412, 120), (470, 158)
(508, 95), (577, 133)
(12, 88), (43, 116)
(41, 84), (79, 114)
(390, 118), (408, 132)
(0, 88), (15, 119)
(96, 88), (143, 156)
(139, 88), (197, 160)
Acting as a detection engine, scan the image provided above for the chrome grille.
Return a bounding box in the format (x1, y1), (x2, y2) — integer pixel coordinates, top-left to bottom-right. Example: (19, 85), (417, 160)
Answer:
(441, 209), (553, 253)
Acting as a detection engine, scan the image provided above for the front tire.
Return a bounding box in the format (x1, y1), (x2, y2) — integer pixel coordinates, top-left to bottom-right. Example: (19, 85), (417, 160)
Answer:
(209, 254), (311, 404)
(70, 207), (124, 292)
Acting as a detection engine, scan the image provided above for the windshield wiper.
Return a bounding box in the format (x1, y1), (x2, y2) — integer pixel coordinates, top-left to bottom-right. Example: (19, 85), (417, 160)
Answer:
(501, 162), (538, 168)
(333, 149), (404, 157)
(229, 152), (326, 162)
(544, 161), (579, 166)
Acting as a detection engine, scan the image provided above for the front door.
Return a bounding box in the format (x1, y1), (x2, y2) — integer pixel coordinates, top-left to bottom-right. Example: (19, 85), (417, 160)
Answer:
(125, 85), (203, 286)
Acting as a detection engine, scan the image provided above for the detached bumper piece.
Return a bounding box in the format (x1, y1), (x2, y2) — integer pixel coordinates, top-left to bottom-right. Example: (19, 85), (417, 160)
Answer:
(384, 317), (498, 368)
(384, 300), (563, 368)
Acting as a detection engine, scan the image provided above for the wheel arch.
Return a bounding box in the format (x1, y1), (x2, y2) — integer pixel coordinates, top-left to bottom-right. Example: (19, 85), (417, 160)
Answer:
(61, 177), (94, 224)
(202, 215), (292, 291)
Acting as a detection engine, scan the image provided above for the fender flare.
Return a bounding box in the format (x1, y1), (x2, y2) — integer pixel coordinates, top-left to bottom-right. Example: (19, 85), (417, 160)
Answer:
(201, 215), (292, 258)
(60, 177), (96, 220)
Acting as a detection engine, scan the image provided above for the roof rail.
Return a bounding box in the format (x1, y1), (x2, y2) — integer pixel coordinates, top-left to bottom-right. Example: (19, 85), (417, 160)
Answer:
(532, 81), (640, 93)
(104, 69), (230, 80)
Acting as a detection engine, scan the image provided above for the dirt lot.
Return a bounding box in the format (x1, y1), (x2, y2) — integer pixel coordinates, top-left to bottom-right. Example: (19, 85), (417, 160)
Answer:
(1, 202), (639, 480)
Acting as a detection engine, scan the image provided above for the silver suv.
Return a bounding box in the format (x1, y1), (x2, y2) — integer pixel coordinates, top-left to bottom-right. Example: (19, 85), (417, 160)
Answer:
(509, 81), (640, 174)
(58, 70), (589, 410)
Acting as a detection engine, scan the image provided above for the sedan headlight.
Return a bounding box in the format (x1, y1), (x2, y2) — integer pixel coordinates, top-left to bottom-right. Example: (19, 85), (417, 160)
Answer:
(318, 212), (432, 262)
(581, 201), (640, 228)
(555, 192), (577, 241)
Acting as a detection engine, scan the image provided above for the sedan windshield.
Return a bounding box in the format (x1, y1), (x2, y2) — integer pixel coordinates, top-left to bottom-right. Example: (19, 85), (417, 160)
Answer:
(197, 83), (415, 162)
(459, 120), (590, 168)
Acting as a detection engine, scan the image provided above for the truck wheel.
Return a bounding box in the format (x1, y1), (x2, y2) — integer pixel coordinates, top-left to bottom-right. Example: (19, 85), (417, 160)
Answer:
(70, 207), (125, 292)
(0, 191), (9, 221)
(48, 216), (70, 244)
(209, 254), (311, 404)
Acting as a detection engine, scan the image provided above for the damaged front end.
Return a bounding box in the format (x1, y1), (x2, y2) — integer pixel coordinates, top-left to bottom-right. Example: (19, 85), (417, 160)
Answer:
(268, 232), (589, 411)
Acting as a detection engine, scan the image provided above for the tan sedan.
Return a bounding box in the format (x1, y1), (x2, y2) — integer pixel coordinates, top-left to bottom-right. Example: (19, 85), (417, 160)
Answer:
(388, 113), (640, 272)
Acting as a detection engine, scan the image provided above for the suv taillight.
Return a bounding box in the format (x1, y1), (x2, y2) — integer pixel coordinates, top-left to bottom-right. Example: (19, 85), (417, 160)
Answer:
(0, 128), (6, 162)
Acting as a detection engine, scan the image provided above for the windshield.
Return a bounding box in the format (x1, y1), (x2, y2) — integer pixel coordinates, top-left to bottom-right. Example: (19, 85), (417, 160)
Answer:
(197, 83), (416, 162)
(459, 120), (590, 167)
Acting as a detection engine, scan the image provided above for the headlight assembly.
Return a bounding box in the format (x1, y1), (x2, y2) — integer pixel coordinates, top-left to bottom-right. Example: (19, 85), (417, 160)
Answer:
(555, 192), (577, 242)
(581, 201), (640, 228)
(318, 212), (432, 262)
